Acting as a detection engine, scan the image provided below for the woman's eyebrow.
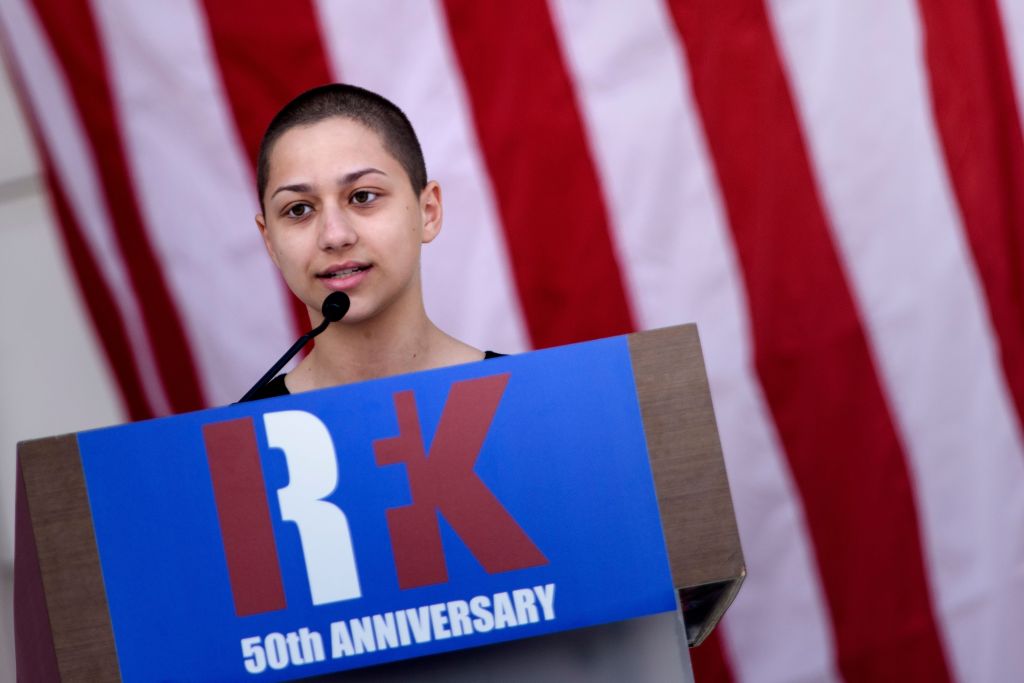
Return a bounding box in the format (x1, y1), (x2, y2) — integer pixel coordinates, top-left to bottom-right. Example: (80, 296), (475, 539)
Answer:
(338, 167), (386, 186)
(270, 168), (387, 199)
(270, 182), (312, 199)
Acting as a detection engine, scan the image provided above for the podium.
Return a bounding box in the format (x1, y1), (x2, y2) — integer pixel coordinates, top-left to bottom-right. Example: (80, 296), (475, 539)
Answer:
(15, 324), (744, 682)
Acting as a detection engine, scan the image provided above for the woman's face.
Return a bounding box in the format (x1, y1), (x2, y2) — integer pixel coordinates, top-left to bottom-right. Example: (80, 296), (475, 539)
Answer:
(256, 117), (440, 325)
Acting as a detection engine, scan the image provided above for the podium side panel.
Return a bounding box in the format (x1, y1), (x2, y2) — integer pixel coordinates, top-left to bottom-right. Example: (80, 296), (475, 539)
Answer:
(14, 460), (61, 682)
(627, 325), (744, 587)
(17, 435), (120, 682)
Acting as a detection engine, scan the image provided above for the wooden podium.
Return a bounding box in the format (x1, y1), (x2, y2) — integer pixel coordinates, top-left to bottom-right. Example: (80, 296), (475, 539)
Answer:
(15, 324), (744, 682)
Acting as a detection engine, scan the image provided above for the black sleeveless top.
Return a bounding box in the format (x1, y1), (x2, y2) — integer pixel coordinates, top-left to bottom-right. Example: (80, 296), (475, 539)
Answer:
(241, 351), (505, 402)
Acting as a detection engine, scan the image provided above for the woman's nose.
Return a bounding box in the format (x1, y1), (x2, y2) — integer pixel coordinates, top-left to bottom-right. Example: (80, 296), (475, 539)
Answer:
(318, 205), (357, 251)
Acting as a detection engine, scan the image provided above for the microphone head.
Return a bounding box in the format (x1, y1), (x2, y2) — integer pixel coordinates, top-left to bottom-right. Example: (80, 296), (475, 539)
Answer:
(321, 292), (351, 323)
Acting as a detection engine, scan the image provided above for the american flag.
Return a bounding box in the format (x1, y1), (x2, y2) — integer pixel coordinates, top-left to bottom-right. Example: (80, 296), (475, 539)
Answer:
(3, 1), (1023, 681)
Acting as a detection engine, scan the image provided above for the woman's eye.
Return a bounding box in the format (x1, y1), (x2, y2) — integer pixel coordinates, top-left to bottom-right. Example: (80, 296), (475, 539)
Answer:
(351, 190), (378, 205)
(285, 203), (312, 218)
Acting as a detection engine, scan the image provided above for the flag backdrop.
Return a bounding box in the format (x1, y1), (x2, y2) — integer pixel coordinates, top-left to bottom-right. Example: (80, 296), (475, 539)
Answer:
(3, 0), (1024, 681)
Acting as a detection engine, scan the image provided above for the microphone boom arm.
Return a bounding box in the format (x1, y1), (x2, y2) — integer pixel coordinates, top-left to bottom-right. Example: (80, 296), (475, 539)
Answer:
(238, 292), (350, 403)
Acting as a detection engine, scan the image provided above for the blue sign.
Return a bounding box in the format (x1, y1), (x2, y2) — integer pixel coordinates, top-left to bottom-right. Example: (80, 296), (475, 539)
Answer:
(78, 335), (678, 681)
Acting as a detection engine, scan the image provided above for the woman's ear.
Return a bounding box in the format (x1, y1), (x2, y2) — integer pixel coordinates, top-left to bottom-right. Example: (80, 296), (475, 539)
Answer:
(420, 181), (443, 244)
(255, 213), (280, 268)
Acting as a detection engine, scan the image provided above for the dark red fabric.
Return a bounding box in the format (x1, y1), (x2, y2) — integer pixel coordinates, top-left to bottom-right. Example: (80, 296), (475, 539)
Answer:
(30, 0), (206, 414)
(0, 26), (145, 420)
(442, 0), (636, 348)
(917, 0), (1024, 430)
(689, 631), (735, 683)
(202, 0), (335, 339)
(667, 0), (953, 679)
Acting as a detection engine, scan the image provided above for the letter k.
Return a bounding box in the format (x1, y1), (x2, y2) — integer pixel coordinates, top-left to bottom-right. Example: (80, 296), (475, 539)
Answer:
(374, 374), (548, 589)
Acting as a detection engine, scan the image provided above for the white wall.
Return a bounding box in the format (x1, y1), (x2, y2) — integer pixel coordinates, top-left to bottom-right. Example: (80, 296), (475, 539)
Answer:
(0, 41), (126, 682)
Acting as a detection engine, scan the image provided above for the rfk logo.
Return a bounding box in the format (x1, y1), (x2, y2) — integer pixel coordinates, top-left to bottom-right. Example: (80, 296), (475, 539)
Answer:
(202, 373), (548, 617)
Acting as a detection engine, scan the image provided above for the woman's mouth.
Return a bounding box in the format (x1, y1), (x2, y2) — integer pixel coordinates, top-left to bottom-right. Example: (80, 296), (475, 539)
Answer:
(319, 266), (368, 279)
(317, 264), (371, 290)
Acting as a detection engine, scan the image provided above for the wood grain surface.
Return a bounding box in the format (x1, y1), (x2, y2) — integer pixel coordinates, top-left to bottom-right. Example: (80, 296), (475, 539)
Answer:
(17, 434), (120, 681)
(629, 324), (745, 644)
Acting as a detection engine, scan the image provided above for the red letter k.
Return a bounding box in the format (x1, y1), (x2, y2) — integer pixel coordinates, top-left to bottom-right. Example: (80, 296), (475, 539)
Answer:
(374, 374), (548, 590)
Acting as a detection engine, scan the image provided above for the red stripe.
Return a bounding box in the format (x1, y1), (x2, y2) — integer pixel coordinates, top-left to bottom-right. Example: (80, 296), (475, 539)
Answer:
(45, 170), (151, 421)
(0, 32), (149, 421)
(666, 1), (953, 680)
(441, 0), (635, 348)
(201, 0), (332, 339)
(689, 631), (735, 683)
(917, 0), (1024, 431)
(203, 418), (286, 616)
(29, 0), (206, 414)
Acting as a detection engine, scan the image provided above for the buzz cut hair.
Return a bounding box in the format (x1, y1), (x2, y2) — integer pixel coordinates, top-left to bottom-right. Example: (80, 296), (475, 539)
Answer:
(256, 83), (427, 210)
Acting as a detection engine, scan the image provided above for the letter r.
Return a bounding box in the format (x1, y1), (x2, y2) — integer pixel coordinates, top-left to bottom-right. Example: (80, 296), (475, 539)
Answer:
(264, 410), (362, 605)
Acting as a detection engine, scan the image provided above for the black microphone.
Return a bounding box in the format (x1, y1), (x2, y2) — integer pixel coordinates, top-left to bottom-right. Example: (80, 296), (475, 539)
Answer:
(238, 292), (350, 402)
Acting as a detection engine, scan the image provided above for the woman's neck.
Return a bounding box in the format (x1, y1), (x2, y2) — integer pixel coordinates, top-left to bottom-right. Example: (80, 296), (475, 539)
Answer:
(285, 302), (481, 392)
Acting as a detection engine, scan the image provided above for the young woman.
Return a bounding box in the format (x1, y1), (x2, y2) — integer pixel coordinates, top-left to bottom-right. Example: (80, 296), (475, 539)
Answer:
(244, 84), (498, 400)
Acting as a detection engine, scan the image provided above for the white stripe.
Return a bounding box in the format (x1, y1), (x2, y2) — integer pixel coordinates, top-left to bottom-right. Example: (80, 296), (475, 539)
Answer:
(313, 0), (530, 354)
(549, 3), (841, 682)
(767, 2), (1024, 681)
(995, 0), (1024, 137)
(0, 0), (170, 415)
(90, 0), (295, 407)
